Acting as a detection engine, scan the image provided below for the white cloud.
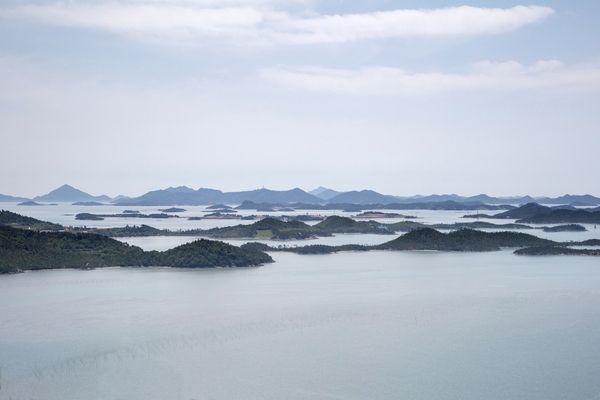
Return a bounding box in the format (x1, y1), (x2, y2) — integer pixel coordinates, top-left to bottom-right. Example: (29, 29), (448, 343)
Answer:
(0, 3), (554, 46)
(268, 6), (554, 44)
(260, 59), (600, 95)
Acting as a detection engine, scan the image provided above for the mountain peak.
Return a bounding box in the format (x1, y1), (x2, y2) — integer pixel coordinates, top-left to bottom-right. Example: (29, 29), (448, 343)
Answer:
(34, 184), (111, 203)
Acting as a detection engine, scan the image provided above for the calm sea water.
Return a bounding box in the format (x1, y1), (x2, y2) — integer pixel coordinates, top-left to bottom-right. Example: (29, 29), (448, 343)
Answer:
(1, 204), (600, 399)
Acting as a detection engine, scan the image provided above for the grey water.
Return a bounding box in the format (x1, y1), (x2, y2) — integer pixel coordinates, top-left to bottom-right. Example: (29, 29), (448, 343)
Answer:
(2, 204), (600, 399)
(2, 250), (600, 400)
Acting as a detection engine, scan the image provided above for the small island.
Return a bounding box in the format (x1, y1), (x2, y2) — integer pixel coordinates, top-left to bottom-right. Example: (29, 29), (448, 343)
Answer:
(158, 207), (187, 213)
(463, 203), (600, 224)
(353, 212), (408, 219)
(72, 201), (105, 206)
(542, 224), (587, 232)
(514, 247), (600, 256)
(75, 212), (179, 220)
(18, 201), (57, 206)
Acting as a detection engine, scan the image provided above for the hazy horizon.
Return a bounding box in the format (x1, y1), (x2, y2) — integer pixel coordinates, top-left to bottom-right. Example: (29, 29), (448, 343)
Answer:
(3, 182), (600, 201)
(1, 0), (599, 198)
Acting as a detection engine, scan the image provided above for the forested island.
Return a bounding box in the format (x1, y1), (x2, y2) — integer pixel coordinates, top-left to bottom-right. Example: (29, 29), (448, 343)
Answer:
(241, 228), (600, 256)
(76, 212), (179, 221)
(81, 217), (545, 240)
(0, 224), (273, 274)
(464, 203), (600, 224)
(514, 247), (600, 256)
(2, 210), (599, 275)
(542, 224), (587, 232)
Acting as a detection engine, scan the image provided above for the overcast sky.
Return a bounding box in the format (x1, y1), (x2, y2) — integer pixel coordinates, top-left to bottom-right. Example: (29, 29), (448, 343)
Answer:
(1, 0), (599, 198)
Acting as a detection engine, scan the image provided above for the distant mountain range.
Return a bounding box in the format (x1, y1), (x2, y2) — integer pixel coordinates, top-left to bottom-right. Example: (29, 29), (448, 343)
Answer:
(0, 194), (30, 202)
(1, 184), (599, 207)
(114, 187), (322, 206)
(0, 184), (120, 204)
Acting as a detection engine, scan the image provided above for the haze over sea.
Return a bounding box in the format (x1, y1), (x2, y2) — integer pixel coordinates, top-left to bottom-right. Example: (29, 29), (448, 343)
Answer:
(2, 204), (600, 399)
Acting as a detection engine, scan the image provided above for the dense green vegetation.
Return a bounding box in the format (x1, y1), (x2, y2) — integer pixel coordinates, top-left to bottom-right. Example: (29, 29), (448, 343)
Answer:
(0, 225), (273, 274)
(204, 218), (324, 240)
(313, 216), (394, 234)
(0, 210), (64, 231)
(514, 247), (600, 256)
(464, 203), (600, 224)
(87, 217), (576, 239)
(385, 221), (533, 232)
(81, 224), (167, 237)
(519, 209), (600, 224)
(377, 228), (556, 251)
(543, 224), (587, 232)
(242, 228), (561, 255)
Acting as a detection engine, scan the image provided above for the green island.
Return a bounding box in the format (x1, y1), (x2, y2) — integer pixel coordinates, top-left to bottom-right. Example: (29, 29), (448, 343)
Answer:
(464, 203), (600, 224)
(0, 224), (273, 274)
(353, 211), (409, 219)
(241, 228), (600, 255)
(2, 210), (600, 275)
(76, 212), (179, 221)
(514, 247), (600, 256)
(80, 218), (540, 239)
(69, 216), (590, 239)
(542, 224), (587, 232)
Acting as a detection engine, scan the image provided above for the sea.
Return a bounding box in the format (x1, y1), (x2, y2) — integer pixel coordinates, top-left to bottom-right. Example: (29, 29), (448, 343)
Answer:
(1, 203), (600, 400)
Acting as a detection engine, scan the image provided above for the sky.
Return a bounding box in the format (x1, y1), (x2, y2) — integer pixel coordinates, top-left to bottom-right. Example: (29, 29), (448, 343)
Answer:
(1, 0), (599, 198)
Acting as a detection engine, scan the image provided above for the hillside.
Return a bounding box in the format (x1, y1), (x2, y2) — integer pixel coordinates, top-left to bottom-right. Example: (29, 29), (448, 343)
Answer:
(0, 209), (64, 231)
